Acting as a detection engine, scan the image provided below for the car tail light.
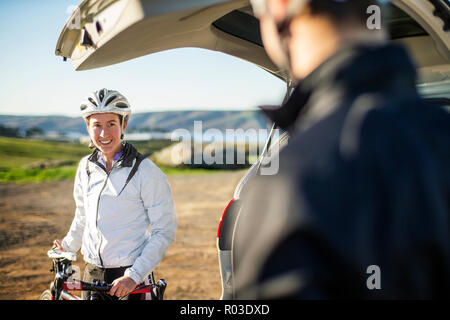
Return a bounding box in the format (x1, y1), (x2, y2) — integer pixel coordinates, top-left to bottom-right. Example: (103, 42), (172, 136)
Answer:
(217, 199), (235, 238)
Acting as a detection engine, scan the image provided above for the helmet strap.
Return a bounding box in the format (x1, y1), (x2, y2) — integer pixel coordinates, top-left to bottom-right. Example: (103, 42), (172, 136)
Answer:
(120, 115), (129, 143)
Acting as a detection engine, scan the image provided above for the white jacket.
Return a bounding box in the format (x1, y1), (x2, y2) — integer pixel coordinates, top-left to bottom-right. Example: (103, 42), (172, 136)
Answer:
(62, 144), (177, 284)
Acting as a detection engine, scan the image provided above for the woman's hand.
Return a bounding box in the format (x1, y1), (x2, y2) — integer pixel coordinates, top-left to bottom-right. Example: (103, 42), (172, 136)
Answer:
(53, 239), (65, 251)
(109, 276), (137, 297)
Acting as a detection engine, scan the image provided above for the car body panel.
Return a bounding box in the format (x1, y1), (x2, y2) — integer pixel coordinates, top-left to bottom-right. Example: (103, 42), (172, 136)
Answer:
(56, 0), (449, 84)
(55, 0), (282, 77)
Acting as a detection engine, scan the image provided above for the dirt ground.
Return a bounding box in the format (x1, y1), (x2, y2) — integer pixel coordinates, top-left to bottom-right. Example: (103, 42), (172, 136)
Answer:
(0, 171), (245, 300)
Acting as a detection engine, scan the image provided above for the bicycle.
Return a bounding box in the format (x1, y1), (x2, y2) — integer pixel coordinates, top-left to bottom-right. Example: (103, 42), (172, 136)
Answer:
(39, 247), (167, 300)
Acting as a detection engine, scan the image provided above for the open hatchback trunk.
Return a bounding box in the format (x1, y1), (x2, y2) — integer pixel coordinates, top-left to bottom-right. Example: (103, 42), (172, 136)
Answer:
(55, 0), (450, 89)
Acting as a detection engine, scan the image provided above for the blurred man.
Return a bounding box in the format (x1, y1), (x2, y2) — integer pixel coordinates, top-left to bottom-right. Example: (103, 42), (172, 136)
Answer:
(233, 0), (450, 299)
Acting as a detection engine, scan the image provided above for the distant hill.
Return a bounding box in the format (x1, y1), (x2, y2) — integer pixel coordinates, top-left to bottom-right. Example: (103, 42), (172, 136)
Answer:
(0, 110), (271, 136)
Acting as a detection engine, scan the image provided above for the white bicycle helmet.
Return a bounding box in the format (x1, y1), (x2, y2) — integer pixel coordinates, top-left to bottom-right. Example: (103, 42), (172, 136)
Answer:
(80, 88), (131, 122)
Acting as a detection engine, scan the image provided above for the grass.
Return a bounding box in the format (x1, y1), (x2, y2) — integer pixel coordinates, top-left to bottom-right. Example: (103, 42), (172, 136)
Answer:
(0, 166), (77, 183)
(0, 136), (88, 183)
(0, 137), (222, 183)
(0, 137), (89, 170)
(156, 164), (235, 176)
(131, 140), (174, 156)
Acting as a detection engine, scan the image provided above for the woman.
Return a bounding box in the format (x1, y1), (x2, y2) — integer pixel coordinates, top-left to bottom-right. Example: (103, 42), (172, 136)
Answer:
(53, 88), (177, 299)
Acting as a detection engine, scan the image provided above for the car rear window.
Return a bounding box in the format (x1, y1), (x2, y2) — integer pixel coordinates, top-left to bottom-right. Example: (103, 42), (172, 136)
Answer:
(387, 4), (429, 39)
(212, 4), (429, 46)
(212, 9), (263, 47)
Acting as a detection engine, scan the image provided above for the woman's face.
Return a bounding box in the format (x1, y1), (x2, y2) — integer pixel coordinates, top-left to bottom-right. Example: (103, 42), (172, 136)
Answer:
(87, 113), (126, 157)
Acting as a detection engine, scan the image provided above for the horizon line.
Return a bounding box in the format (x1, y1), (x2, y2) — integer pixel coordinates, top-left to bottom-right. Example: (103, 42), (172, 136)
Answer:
(0, 107), (265, 118)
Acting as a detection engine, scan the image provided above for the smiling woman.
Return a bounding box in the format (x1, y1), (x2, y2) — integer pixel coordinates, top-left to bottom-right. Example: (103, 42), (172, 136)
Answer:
(51, 87), (178, 300)
(80, 88), (132, 172)
(86, 113), (126, 172)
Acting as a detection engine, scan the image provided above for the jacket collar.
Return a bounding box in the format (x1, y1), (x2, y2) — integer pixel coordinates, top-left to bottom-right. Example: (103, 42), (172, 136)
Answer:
(261, 43), (418, 132)
(88, 142), (138, 168)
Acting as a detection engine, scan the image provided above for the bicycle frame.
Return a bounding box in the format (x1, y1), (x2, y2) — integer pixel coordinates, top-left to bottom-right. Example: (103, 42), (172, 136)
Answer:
(45, 256), (166, 300)
(58, 279), (155, 300)
(58, 287), (81, 301)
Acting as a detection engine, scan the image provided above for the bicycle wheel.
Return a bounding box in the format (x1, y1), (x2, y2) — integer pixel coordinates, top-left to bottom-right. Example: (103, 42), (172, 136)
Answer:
(39, 289), (53, 300)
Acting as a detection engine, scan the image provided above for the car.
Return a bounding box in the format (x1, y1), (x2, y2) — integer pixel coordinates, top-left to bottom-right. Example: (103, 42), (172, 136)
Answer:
(55, 0), (450, 300)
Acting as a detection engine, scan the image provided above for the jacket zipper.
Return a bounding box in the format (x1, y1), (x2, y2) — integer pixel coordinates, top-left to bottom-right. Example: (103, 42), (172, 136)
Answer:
(95, 173), (108, 267)
(95, 163), (118, 267)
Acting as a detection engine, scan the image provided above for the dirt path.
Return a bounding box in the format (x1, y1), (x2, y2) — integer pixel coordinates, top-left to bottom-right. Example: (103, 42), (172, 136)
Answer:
(0, 171), (244, 300)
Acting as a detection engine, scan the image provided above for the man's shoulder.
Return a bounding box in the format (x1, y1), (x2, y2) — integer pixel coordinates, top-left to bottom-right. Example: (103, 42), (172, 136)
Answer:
(342, 97), (450, 173)
(358, 99), (450, 145)
(279, 96), (450, 166)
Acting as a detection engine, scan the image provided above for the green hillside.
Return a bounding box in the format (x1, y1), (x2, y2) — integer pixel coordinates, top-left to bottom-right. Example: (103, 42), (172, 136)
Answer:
(0, 136), (89, 169)
(0, 137), (89, 183)
(0, 137), (218, 183)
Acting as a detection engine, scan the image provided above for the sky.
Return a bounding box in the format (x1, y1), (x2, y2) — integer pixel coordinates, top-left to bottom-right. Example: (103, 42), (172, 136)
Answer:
(0, 0), (287, 117)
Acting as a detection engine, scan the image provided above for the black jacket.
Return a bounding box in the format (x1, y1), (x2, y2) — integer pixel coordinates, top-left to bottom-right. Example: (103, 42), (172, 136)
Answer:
(233, 43), (450, 299)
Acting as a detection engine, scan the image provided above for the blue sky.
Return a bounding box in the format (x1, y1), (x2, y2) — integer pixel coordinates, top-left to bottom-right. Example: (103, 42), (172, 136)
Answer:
(0, 0), (286, 117)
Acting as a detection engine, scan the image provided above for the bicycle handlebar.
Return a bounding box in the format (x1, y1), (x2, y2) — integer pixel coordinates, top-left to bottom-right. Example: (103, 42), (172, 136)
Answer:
(46, 248), (167, 300)
(82, 281), (112, 292)
(63, 280), (164, 294)
(63, 280), (111, 292)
